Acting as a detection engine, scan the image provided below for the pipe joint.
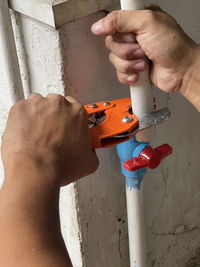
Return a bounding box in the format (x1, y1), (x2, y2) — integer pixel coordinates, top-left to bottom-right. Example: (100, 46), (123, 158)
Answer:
(116, 137), (149, 189)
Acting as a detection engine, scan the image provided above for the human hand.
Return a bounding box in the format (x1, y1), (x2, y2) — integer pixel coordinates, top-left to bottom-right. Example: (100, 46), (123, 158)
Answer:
(91, 6), (199, 94)
(1, 94), (98, 185)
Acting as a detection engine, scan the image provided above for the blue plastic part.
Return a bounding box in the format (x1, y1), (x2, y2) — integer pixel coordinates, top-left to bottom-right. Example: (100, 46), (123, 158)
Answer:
(116, 137), (149, 189)
(133, 143), (149, 158)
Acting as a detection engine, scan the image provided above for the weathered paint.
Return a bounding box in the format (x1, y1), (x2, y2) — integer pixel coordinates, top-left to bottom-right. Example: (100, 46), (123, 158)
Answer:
(9, 0), (119, 27)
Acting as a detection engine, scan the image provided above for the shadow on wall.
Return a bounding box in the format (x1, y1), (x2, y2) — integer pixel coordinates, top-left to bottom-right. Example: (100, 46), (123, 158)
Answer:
(186, 247), (200, 267)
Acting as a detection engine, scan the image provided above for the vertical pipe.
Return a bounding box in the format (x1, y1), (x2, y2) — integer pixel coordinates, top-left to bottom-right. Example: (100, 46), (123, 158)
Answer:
(117, 139), (148, 267)
(10, 10), (32, 98)
(119, 1), (154, 267)
(0, 0), (24, 102)
(120, 0), (153, 141)
(126, 187), (146, 267)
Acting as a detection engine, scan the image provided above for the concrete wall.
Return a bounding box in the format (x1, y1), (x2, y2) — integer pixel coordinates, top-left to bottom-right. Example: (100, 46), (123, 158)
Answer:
(0, 0), (200, 266)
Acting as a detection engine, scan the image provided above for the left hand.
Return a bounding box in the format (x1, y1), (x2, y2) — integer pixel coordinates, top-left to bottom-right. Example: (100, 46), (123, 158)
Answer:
(91, 8), (198, 94)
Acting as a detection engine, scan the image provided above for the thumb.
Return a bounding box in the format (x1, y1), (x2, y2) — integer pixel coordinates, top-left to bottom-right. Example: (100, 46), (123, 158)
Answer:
(91, 10), (146, 36)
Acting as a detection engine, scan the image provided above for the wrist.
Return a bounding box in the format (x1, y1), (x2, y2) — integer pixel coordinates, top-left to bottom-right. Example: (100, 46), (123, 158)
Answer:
(179, 46), (200, 110)
(1, 153), (61, 210)
(1, 154), (61, 229)
(3, 152), (60, 186)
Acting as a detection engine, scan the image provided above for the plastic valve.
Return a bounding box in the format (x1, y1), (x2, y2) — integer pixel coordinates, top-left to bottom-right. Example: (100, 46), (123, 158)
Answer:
(124, 144), (173, 171)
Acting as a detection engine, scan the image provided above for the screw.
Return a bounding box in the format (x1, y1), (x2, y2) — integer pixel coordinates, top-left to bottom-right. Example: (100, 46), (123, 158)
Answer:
(90, 104), (98, 108)
(122, 116), (133, 123)
(103, 101), (111, 106)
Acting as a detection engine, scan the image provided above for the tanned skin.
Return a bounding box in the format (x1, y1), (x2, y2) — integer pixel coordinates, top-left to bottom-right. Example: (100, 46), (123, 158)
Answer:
(0, 94), (98, 267)
(92, 6), (200, 111)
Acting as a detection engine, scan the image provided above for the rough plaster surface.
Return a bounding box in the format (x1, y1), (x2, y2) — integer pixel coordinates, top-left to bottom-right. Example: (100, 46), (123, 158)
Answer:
(59, 12), (130, 267)
(9, 0), (119, 27)
(0, 0), (200, 266)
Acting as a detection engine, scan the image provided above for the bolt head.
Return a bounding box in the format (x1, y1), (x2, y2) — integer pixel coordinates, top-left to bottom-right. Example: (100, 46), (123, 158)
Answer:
(90, 103), (98, 108)
(122, 116), (133, 123)
(103, 101), (111, 106)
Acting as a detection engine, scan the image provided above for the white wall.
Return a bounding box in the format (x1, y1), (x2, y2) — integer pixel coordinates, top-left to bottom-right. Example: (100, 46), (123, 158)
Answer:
(0, 0), (200, 266)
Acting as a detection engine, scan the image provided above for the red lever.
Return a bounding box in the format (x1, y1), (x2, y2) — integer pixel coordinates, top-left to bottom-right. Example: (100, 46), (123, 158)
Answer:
(124, 144), (173, 171)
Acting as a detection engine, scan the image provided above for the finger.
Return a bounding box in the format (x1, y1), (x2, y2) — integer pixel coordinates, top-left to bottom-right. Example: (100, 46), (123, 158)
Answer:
(117, 70), (138, 85)
(65, 96), (87, 120)
(29, 93), (43, 100)
(46, 94), (67, 102)
(109, 52), (147, 74)
(112, 32), (136, 43)
(91, 10), (151, 35)
(106, 36), (145, 60)
(65, 96), (82, 105)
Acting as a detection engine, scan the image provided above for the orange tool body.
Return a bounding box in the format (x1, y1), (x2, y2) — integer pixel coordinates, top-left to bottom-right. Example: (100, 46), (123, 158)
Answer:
(85, 98), (138, 149)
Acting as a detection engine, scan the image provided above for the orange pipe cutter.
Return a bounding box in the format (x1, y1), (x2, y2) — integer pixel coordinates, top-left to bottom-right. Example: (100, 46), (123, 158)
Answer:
(85, 98), (170, 149)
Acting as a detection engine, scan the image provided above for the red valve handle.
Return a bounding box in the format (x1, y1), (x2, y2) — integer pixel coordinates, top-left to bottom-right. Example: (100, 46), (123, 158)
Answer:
(124, 144), (173, 171)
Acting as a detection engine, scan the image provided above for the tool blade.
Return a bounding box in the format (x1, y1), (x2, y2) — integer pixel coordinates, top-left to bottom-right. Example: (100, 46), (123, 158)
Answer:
(112, 107), (170, 138)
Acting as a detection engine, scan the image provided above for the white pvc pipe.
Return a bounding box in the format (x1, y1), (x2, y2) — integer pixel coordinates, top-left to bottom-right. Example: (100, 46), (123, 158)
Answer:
(0, 0), (24, 102)
(119, 1), (154, 267)
(120, 0), (154, 142)
(126, 188), (146, 267)
(10, 10), (31, 98)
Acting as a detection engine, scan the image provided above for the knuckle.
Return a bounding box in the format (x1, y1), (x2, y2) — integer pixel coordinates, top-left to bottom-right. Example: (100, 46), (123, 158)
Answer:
(102, 10), (118, 32)
(145, 10), (156, 22)
(72, 102), (86, 116)
(117, 72), (125, 84)
(29, 93), (42, 98)
(49, 94), (66, 105)
(121, 47), (134, 60)
(107, 11), (117, 24)
(48, 94), (60, 99)
(118, 76), (125, 85)
(121, 61), (133, 73)
(8, 100), (27, 120)
(9, 105), (16, 117)
(105, 36), (111, 49)
(54, 94), (65, 102)
(109, 52), (113, 61)
(10, 100), (25, 113)
(78, 105), (87, 117)
(117, 72), (130, 85)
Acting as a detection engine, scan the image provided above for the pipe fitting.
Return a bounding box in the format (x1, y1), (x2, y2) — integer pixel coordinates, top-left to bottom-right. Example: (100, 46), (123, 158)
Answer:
(116, 137), (149, 189)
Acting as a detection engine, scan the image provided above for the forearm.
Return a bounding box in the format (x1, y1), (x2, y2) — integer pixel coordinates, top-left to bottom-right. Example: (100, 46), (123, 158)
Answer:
(180, 47), (200, 111)
(0, 158), (72, 267)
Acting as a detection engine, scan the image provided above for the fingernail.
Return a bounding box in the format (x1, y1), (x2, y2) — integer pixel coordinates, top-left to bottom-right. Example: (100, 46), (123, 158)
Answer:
(91, 19), (103, 33)
(127, 75), (137, 82)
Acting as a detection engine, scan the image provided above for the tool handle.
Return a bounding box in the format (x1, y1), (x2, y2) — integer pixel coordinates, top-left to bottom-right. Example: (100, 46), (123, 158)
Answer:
(124, 144), (173, 171)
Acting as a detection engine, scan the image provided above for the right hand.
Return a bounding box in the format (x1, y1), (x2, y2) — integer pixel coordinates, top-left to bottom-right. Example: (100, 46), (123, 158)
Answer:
(2, 94), (99, 186)
(91, 6), (199, 94)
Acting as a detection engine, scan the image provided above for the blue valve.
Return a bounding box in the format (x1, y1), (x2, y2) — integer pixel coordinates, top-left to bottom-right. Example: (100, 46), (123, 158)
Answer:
(116, 137), (149, 189)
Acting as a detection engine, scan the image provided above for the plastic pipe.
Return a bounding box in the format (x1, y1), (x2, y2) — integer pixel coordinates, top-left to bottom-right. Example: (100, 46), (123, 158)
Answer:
(117, 139), (148, 267)
(0, 0), (24, 102)
(126, 187), (146, 267)
(10, 10), (32, 98)
(118, 1), (154, 267)
(120, 0), (153, 141)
